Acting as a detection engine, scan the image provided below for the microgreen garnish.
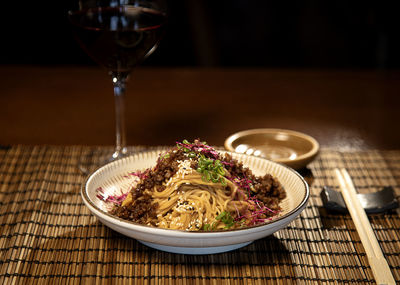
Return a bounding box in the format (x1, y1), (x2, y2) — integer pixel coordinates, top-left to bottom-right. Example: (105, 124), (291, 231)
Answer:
(96, 187), (128, 206)
(216, 211), (235, 229)
(176, 139), (197, 158)
(197, 154), (226, 185)
(128, 170), (149, 180)
(202, 211), (236, 231)
(176, 139), (219, 160)
(202, 223), (211, 231)
(157, 151), (171, 163)
(188, 152), (196, 158)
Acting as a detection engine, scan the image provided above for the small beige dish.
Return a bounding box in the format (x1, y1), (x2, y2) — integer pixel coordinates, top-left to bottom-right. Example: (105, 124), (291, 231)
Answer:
(82, 150), (309, 254)
(224, 129), (319, 170)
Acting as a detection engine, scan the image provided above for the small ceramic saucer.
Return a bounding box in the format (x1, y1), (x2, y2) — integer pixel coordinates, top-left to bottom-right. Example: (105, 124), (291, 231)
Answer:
(224, 129), (319, 170)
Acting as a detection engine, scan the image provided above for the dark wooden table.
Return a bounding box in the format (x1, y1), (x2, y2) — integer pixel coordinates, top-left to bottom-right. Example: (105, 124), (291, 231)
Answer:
(1, 66), (399, 149)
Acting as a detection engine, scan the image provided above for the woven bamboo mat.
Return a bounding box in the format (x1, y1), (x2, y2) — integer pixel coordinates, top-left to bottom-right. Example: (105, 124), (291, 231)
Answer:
(0, 145), (399, 284)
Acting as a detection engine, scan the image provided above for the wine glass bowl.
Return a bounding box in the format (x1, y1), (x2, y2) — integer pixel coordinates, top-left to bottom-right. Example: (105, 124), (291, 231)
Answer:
(68, 4), (166, 73)
(68, 0), (167, 171)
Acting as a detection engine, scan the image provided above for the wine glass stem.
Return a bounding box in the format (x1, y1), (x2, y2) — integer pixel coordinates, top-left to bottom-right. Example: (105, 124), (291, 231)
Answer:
(112, 73), (128, 159)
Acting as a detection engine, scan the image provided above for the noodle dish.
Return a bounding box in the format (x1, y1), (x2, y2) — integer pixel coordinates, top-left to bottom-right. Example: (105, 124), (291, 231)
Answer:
(98, 140), (286, 231)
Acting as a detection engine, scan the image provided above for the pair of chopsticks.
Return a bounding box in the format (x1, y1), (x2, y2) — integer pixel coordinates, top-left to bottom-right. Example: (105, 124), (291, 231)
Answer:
(335, 168), (395, 285)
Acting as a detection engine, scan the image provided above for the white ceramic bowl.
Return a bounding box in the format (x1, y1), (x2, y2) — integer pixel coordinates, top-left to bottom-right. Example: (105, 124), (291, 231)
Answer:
(82, 150), (309, 254)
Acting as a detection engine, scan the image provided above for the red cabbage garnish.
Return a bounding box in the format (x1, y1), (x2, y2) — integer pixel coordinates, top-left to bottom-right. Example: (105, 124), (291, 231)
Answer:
(96, 187), (128, 206)
(176, 139), (220, 160)
(128, 170), (148, 180)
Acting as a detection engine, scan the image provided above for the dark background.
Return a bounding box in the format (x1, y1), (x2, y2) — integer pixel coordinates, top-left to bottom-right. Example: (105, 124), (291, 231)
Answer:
(1, 1), (400, 150)
(1, 1), (399, 69)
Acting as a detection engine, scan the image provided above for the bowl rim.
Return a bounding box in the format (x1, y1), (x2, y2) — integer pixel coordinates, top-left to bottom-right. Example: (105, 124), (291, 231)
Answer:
(81, 150), (310, 237)
(224, 128), (320, 163)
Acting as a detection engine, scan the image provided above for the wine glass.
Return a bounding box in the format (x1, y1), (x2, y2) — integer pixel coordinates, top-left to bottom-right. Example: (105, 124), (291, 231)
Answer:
(68, 0), (167, 172)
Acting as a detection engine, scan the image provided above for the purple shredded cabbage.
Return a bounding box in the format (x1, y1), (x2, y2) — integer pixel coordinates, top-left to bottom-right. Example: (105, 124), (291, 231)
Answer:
(96, 187), (128, 206)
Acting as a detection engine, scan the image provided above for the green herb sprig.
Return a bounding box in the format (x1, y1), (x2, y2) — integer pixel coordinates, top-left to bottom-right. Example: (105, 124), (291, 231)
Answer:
(197, 154), (226, 185)
(176, 139), (197, 157)
(202, 211), (235, 231)
(216, 211), (235, 229)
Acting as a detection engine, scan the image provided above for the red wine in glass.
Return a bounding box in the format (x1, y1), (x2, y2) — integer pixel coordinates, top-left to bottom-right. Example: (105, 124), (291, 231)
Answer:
(68, 3), (166, 172)
(69, 6), (166, 73)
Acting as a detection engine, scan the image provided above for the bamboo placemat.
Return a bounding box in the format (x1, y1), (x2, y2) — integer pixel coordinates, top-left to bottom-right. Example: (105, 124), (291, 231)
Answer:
(0, 145), (399, 284)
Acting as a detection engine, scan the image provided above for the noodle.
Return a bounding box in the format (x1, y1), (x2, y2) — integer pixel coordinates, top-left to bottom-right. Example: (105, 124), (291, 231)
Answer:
(111, 139), (286, 231)
(150, 171), (238, 230)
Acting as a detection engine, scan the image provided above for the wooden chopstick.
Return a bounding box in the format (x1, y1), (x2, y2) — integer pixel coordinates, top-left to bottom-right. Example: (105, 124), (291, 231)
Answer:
(335, 168), (395, 285)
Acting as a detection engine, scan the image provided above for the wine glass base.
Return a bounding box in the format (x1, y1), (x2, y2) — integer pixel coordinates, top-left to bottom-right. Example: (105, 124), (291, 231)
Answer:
(78, 147), (130, 176)
(111, 147), (128, 160)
